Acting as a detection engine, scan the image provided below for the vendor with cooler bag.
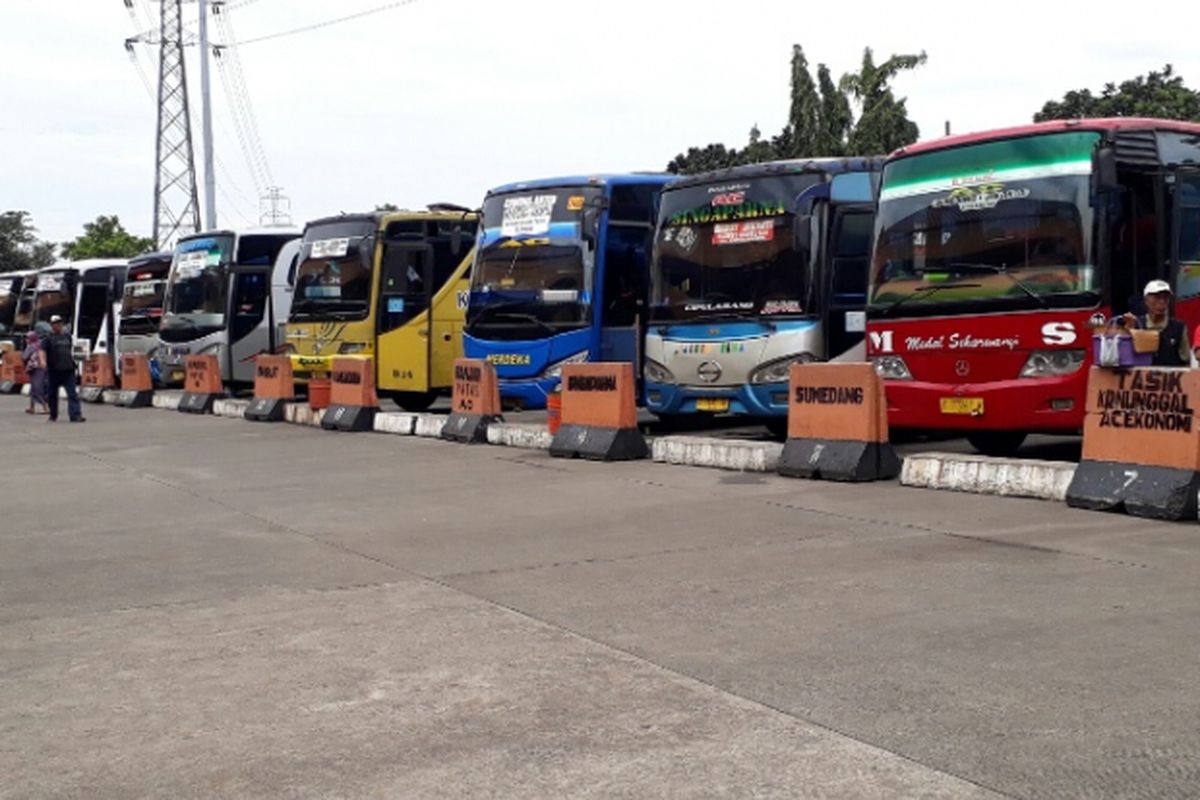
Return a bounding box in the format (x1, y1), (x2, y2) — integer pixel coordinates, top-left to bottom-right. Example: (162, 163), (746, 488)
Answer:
(1096, 280), (1191, 368)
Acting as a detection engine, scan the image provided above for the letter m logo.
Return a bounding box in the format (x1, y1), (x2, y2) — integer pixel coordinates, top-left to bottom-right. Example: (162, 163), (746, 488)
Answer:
(868, 330), (894, 354)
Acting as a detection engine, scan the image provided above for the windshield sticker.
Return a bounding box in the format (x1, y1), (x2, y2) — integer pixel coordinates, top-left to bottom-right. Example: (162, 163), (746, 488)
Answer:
(567, 195), (585, 211)
(36, 274), (64, 292)
(707, 183), (750, 194)
(713, 220), (775, 246)
(668, 200), (786, 227)
(711, 191), (746, 206)
(683, 301), (755, 313)
(501, 194), (558, 237)
(762, 300), (804, 315)
(310, 238), (350, 259)
(387, 297), (405, 314)
(175, 250), (209, 279)
(931, 183), (1032, 212)
(662, 226), (698, 251)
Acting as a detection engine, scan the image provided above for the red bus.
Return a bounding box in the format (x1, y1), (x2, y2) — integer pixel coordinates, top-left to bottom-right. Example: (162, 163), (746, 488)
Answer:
(866, 118), (1200, 455)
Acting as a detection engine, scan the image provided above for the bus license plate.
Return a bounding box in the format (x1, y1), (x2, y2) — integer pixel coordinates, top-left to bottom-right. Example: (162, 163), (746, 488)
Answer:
(696, 397), (730, 412)
(940, 397), (984, 416)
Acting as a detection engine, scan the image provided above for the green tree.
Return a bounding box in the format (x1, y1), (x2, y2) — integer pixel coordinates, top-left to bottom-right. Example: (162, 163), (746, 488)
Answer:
(841, 48), (927, 155)
(667, 43), (926, 173)
(0, 211), (56, 273)
(59, 215), (153, 261)
(1034, 64), (1200, 122)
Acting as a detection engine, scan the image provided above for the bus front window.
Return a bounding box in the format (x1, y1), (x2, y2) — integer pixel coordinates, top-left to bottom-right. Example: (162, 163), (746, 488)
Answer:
(870, 131), (1100, 316)
(165, 236), (234, 323)
(651, 175), (819, 323)
(290, 220), (375, 321)
(34, 272), (75, 327)
(466, 188), (600, 340)
(0, 277), (20, 332)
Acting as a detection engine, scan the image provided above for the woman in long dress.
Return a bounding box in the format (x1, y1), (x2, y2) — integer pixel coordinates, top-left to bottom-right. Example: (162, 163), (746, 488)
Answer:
(22, 331), (48, 414)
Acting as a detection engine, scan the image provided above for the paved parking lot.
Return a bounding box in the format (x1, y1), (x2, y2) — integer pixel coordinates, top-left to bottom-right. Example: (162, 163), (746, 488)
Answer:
(2, 399), (1195, 798)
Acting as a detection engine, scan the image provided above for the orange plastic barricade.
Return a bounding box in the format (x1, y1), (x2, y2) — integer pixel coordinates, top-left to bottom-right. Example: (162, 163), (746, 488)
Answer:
(79, 353), (116, 403)
(111, 353), (153, 407)
(777, 362), (899, 481)
(1067, 367), (1200, 521)
(441, 358), (502, 443)
(320, 356), (378, 432)
(245, 354), (294, 422)
(0, 350), (28, 394)
(549, 363), (647, 461)
(179, 354), (223, 414)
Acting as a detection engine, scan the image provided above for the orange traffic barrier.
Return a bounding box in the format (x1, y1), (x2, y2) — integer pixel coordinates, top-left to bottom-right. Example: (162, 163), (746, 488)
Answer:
(79, 353), (116, 403)
(112, 353), (153, 407)
(777, 362), (899, 481)
(179, 354), (222, 413)
(1067, 366), (1200, 520)
(0, 350), (28, 394)
(245, 354), (294, 422)
(549, 362), (647, 461)
(321, 356), (378, 431)
(442, 358), (502, 443)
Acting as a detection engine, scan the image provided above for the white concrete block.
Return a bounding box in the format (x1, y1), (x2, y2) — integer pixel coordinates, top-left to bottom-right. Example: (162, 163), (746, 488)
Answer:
(284, 402), (326, 428)
(413, 414), (446, 438)
(487, 422), (553, 450)
(212, 398), (250, 419)
(651, 436), (783, 473)
(374, 412), (417, 435)
(152, 391), (182, 410)
(900, 452), (1076, 502)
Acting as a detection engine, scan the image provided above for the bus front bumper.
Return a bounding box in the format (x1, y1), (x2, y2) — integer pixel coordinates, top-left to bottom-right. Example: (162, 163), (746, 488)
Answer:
(883, 372), (1087, 433)
(498, 377), (558, 411)
(644, 380), (788, 417)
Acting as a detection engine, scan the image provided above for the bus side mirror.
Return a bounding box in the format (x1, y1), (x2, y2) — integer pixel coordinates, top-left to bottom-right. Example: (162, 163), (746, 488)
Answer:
(1094, 147), (1118, 194)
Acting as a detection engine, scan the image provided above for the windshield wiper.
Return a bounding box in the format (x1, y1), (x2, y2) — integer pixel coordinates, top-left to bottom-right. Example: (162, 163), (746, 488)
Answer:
(873, 281), (984, 317)
(941, 262), (1047, 307)
(479, 311), (556, 336)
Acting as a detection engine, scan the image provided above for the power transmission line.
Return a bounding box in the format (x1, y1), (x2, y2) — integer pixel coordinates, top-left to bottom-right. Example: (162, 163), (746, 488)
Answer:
(235, 0), (421, 47)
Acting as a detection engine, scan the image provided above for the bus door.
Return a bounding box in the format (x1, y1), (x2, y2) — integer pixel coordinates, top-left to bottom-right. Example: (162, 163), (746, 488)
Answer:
(1171, 167), (1200, 322)
(824, 204), (875, 360)
(227, 269), (271, 383)
(599, 186), (656, 365)
(376, 240), (434, 395)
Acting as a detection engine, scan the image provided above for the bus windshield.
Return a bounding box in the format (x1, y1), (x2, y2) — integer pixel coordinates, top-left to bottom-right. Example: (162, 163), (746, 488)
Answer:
(122, 277), (166, 317)
(166, 235), (234, 322)
(467, 187), (601, 338)
(0, 275), (21, 332)
(34, 271), (76, 326)
(651, 174), (820, 322)
(870, 131), (1100, 317)
(291, 219), (375, 320)
(13, 289), (34, 332)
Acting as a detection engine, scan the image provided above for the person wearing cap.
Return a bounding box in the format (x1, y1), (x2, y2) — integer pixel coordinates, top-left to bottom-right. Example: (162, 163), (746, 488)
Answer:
(42, 314), (84, 423)
(1123, 280), (1190, 366)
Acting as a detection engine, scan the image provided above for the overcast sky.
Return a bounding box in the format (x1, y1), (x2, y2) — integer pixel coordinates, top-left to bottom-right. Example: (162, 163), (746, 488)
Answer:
(3, 0), (1197, 245)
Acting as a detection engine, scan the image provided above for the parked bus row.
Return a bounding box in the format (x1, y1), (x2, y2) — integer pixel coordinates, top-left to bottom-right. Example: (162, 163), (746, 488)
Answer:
(4, 117), (1198, 454)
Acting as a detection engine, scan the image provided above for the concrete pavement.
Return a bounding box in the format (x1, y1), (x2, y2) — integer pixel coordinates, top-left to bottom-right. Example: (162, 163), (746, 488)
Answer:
(2, 400), (1198, 798)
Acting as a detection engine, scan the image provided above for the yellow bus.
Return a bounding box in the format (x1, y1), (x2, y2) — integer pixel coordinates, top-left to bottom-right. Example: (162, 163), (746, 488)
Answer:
(285, 205), (478, 410)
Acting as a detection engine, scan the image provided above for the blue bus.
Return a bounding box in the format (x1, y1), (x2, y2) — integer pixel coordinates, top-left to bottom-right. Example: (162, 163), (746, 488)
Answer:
(644, 158), (882, 433)
(463, 174), (673, 409)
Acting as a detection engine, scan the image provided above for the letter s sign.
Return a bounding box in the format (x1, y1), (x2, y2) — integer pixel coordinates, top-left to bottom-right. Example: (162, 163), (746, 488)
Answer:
(1041, 322), (1077, 346)
(869, 330), (894, 353)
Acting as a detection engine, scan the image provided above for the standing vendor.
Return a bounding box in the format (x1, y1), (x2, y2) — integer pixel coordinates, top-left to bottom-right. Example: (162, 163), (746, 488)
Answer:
(1124, 279), (1190, 366)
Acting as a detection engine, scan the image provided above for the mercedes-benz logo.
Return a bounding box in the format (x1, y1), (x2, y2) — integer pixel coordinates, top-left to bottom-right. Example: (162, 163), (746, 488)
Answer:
(954, 359), (970, 377)
(697, 361), (722, 383)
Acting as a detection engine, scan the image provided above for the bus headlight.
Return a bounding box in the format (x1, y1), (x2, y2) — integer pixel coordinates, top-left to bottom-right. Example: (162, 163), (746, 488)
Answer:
(749, 353), (817, 385)
(643, 359), (674, 384)
(338, 342), (367, 354)
(872, 355), (913, 380)
(1020, 349), (1085, 378)
(542, 350), (588, 379)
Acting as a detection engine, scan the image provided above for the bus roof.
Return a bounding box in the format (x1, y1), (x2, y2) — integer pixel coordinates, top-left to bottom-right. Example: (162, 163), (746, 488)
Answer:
(485, 173), (674, 197)
(40, 259), (126, 275)
(176, 226), (301, 244)
(890, 117), (1200, 160)
(664, 157), (884, 191)
(127, 251), (173, 268)
(303, 207), (479, 232)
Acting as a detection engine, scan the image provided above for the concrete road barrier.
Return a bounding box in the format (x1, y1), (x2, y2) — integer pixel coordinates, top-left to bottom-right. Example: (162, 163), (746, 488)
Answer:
(151, 390), (182, 410)
(653, 436), (783, 473)
(284, 402), (325, 428)
(374, 412), (417, 436)
(414, 414), (447, 438)
(212, 398), (250, 419)
(901, 452), (1076, 502)
(442, 358), (502, 443)
(487, 422), (553, 451)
